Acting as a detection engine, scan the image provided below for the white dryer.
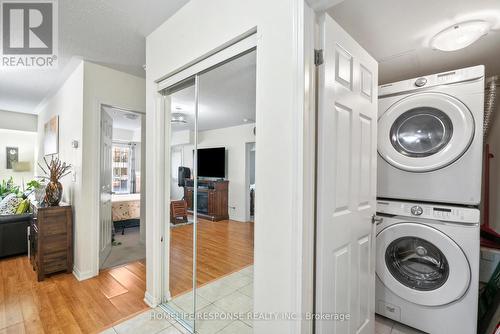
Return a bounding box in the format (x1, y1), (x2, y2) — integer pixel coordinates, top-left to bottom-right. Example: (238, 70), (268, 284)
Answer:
(377, 65), (484, 205)
(375, 200), (480, 334)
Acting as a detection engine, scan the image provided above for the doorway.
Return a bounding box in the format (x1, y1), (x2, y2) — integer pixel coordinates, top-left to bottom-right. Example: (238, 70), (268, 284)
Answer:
(161, 48), (257, 333)
(99, 105), (146, 269)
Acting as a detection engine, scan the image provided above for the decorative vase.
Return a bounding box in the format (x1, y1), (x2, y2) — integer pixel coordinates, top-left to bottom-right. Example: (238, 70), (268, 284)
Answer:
(45, 180), (63, 206)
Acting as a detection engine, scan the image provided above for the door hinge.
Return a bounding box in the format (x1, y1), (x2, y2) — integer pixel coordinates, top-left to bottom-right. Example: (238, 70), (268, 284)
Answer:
(372, 214), (383, 225)
(314, 49), (324, 66)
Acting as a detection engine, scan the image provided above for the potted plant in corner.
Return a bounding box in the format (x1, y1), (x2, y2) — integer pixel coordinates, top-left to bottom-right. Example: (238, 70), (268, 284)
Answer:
(38, 156), (72, 206)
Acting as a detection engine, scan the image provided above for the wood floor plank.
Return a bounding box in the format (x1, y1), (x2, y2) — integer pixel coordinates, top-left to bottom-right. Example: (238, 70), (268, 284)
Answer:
(0, 258), (147, 334)
(0, 218), (253, 332)
(97, 273), (129, 299)
(170, 219), (254, 297)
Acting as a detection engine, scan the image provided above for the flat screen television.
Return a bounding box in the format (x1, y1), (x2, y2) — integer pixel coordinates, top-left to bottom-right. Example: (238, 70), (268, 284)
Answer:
(197, 147), (226, 178)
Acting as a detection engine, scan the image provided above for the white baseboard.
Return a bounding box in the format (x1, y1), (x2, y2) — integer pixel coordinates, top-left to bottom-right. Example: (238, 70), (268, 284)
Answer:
(144, 291), (160, 308)
(72, 266), (97, 281)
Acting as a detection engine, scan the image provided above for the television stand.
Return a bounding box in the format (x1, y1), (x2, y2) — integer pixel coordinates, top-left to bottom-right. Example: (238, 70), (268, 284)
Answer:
(183, 179), (229, 221)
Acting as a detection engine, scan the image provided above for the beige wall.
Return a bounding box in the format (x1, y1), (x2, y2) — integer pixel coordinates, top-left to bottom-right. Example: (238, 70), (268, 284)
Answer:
(81, 62), (146, 278)
(0, 129), (37, 187)
(36, 61), (85, 274)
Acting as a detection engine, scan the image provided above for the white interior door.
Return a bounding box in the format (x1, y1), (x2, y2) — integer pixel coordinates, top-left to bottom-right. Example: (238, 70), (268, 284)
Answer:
(100, 109), (113, 267)
(316, 13), (378, 334)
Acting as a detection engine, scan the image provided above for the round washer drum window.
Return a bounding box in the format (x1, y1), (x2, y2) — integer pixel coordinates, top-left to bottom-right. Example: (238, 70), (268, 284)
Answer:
(390, 107), (453, 158)
(385, 236), (449, 291)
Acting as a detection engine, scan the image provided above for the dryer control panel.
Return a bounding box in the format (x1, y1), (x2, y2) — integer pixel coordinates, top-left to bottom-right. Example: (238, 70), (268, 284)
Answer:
(378, 65), (484, 97)
(377, 200), (480, 224)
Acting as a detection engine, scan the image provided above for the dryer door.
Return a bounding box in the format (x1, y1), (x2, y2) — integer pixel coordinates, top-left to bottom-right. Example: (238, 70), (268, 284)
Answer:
(378, 92), (474, 172)
(376, 222), (470, 306)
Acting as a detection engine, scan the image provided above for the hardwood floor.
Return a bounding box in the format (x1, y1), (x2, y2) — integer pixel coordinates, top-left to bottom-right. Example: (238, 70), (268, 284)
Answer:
(0, 257), (147, 334)
(169, 219), (254, 297)
(0, 219), (253, 333)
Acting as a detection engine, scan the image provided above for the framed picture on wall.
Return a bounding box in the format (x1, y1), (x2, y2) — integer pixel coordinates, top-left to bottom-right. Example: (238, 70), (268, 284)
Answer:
(44, 115), (59, 155)
(6, 147), (18, 169)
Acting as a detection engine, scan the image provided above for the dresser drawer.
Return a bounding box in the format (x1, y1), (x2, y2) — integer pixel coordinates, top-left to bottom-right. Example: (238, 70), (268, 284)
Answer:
(31, 204), (73, 281)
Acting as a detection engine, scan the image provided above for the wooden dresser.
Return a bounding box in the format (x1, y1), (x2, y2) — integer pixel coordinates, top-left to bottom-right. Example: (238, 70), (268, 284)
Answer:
(29, 203), (73, 281)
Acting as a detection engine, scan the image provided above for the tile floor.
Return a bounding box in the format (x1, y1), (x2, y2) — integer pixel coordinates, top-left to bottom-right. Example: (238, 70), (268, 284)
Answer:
(101, 264), (424, 334)
(101, 265), (254, 334)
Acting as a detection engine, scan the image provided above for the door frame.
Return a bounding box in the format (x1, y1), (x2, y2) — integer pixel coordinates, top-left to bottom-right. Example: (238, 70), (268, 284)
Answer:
(245, 141), (256, 222)
(97, 103), (146, 270)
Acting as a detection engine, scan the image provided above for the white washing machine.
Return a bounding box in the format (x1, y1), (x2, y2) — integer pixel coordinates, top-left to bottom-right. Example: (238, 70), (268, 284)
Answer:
(375, 200), (480, 334)
(377, 65), (484, 205)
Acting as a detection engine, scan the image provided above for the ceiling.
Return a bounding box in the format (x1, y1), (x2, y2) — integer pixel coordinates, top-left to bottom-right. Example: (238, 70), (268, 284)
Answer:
(170, 50), (256, 132)
(328, 0), (500, 84)
(103, 106), (142, 131)
(0, 0), (189, 114)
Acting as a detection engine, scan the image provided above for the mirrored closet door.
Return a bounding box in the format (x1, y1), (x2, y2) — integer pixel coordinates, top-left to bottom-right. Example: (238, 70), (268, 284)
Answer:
(162, 48), (256, 334)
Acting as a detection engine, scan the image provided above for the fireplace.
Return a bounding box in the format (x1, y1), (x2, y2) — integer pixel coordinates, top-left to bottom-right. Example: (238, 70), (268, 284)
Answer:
(197, 192), (208, 214)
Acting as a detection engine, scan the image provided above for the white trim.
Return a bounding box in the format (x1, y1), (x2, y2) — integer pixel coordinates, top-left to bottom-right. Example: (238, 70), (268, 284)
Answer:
(163, 94), (172, 302)
(72, 267), (95, 281)
(145, 93), (167, 306)
(151, 34), (261, 308)
(157, 32), (257, 92)
(306, 0), (345, 11)
(290, 2), (317, 334)
(144, 291), (161, 308)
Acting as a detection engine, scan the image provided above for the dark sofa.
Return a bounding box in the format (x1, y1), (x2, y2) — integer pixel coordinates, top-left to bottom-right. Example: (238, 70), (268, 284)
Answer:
(0, 213), (32, 258)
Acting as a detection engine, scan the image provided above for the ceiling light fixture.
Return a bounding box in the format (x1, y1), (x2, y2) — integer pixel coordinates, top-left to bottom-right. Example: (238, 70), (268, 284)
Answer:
(171, 113), (187, 124)
(430, 20), (491, 52)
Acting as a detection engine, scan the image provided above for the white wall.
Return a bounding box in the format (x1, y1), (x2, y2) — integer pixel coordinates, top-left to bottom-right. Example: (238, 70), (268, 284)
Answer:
(146, 1), (310, 332)
(0, 110), (38, 132)
(0, 129), (37, 187)
(175, 123), (255, 222)
(487, 113), (500, 233)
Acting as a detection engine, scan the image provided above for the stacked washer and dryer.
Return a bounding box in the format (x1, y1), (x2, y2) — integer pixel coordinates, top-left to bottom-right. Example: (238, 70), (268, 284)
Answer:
(376, 65), (485, 334)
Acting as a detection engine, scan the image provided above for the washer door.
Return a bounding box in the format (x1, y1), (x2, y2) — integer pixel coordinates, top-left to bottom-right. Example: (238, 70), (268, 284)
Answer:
(378, 92), (474, 172)
(376, 222), (470, 306)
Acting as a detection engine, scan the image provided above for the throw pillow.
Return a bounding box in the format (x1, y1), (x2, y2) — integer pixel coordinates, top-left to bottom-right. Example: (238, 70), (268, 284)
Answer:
(15, 199), (30, 214)
(0, 193), (23, 215)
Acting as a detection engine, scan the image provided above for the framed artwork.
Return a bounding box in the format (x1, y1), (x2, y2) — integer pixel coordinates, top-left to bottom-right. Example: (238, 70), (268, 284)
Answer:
(6, 147), (18, 169)
(44, 115), (59, 155)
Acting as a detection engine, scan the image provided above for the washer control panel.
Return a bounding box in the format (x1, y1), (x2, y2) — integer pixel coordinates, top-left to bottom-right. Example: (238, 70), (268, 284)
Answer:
(377, 200), (479, 224)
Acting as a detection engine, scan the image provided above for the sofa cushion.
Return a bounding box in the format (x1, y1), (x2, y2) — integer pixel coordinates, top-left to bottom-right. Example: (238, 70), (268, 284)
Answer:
(0, 213), (32, 224)
(0, 193), (22, 215)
